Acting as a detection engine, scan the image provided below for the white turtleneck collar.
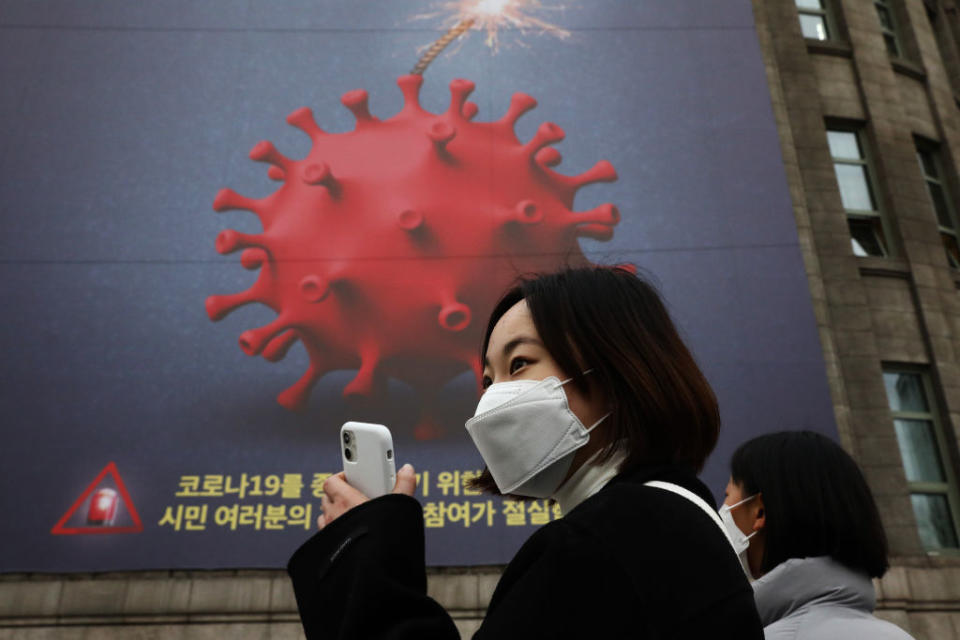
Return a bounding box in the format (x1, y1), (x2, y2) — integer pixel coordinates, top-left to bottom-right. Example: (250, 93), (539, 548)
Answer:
(551, 448), (627, 516)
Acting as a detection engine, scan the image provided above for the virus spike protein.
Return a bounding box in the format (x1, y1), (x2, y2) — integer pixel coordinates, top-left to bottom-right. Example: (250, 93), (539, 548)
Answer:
(396, 74), (425, 114)
(207, 76), (622, 436)
(286, 107), (326, 140)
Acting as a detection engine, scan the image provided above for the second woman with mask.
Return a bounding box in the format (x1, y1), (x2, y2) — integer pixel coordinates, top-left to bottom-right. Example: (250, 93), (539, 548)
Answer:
(287, 266), (763, 638)
(721, 430), (915, 639)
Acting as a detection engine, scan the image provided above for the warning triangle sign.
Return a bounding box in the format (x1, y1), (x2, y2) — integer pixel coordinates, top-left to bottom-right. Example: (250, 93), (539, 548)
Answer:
(51, 462), (143, 535)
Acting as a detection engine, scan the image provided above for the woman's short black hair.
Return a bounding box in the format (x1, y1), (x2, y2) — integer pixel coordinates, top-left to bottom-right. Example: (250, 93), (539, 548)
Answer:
(470, 266), (720, 493)
(730, 430), (889, 578)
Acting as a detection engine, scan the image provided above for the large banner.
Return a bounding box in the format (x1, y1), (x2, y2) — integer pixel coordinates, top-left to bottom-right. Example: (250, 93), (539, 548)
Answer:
(0, 0), (836, 571)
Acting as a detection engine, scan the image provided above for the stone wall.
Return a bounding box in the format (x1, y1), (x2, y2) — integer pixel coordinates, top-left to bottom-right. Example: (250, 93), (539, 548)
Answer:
(752, 0), (960, 637)
(0, 568), (502, 639)
(2, 565), (960, 639)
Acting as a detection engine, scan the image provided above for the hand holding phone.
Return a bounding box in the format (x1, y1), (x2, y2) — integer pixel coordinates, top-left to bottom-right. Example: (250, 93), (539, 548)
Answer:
(340, 422), (397, 498)
(316, 423), (415, 531)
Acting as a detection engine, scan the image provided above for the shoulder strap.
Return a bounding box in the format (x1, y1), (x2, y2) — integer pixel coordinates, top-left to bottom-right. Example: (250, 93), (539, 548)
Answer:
(643, 480), (737, 553)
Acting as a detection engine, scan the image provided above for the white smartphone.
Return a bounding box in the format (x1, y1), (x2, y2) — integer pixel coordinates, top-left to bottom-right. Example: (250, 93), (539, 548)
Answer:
(340, 421), (397, 498)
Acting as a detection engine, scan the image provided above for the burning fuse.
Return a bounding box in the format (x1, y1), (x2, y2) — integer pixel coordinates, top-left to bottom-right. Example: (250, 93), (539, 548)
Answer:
(87, 488), (118, 526)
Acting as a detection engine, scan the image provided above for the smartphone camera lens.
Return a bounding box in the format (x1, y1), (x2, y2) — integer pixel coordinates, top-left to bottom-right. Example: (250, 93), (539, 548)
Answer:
(344, 448), (353, 461)
(343, 432), (351, 445)
(386, 449), (393, 460)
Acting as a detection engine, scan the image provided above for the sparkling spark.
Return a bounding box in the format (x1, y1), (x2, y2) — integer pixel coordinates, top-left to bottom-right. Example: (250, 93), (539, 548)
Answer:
(411, 0), (570, 74)
(446, 0), (569, 48)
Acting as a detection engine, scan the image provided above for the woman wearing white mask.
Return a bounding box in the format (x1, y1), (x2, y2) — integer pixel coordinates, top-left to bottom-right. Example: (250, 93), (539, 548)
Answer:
(722, 431), (914, 639)
(288, 266), (764, 639)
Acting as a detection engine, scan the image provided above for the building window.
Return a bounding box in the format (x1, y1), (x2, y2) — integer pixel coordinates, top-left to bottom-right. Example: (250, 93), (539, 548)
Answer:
(795, 0), (832, 40)
(916, 141), (960, 268)
(924, 1), (960, 95)
(827, 128), (890, 257)
(875, 0), (903, 56)
(883, 369), (960, 551)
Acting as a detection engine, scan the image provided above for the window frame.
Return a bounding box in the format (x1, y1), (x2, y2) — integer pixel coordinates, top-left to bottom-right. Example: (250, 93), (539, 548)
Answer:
(883, 366), (960, 554)
(915, 138), (960, 269)
(875, 0), (904, 57)
(924, 0), (960, 95)
(795, 0), (835, 41)
(825, 124), (894, 258)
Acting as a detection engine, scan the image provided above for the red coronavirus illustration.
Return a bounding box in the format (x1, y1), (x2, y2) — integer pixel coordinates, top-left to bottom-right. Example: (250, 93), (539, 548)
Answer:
(207, 74), (620, 436)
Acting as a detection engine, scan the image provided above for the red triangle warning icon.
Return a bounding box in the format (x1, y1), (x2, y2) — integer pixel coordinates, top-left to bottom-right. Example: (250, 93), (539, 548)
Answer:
(51, 462), (143, 535)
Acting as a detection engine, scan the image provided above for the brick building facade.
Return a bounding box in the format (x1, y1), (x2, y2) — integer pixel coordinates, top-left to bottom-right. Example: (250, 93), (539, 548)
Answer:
(753, 0), (960, 636)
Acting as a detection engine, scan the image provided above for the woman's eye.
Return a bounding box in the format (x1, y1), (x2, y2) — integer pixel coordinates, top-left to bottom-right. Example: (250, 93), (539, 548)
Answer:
(509, 357), (529, 374)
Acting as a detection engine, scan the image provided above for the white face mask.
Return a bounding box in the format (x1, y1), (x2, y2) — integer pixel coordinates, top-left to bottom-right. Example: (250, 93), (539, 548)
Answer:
(464, 373), (608, 498)
(718, 494), (759, 581)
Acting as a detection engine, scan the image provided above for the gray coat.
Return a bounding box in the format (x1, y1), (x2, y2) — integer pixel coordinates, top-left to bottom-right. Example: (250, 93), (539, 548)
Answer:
(753, 556), (914, 640)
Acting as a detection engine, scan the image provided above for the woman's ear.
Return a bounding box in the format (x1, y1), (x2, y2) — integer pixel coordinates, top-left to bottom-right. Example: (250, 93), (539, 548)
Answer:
(752, 494), (766, 533)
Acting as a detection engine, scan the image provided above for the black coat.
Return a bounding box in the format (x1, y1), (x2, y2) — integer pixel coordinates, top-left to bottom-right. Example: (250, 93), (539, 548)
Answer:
(287, 464), (764, 639)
